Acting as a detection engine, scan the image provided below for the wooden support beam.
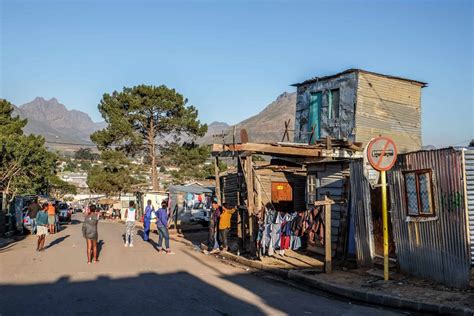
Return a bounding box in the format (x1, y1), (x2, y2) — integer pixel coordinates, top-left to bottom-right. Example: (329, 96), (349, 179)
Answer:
(324, 195), (332, 274)
(214, 157), (221, 204)
(212, 143), (324, 157)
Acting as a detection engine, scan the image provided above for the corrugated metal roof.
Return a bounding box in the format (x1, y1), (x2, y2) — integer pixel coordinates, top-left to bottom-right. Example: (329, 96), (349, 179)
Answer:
(291, 69), (428, 88)
(168, 184), (213, 194)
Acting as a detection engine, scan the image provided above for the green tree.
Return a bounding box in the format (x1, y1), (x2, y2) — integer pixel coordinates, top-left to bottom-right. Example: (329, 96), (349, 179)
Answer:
(0, 99), (60, 196)
(87, 151), (136, 196)
(91, 85), (207, 190)
(162, 143), (226, 183)
(75, 148), (98, 161)
(49, 177), (77, 200)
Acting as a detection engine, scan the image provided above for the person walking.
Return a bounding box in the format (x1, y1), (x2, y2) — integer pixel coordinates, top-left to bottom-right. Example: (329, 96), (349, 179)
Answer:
(218, 203), (237, 252)
(156, 200), (173, 254)
(206, 197), (221, 254)
(82, 204), (100, 264)
(35, 203), (49, 251)
(124, 201), (136, 247)
(27, 199), (41, 235)
(143, 200), (154, 242)
(47, 202), (56, 234)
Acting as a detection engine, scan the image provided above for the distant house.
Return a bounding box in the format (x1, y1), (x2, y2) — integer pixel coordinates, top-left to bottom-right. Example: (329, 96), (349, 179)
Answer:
(292, 69), (427, 153)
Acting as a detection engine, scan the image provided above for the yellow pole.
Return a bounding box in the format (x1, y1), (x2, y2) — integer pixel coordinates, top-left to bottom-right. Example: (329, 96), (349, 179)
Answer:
(381, 170), (389, 281)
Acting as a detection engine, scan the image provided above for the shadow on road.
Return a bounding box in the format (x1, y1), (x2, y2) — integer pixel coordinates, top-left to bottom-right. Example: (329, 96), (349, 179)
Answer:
(97, 240), (104, 259)
(0, 272), (270, 314)
(44, 235), (70, 250)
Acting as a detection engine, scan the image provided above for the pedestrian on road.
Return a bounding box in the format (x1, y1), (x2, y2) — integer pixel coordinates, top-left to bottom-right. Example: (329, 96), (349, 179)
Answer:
(143, 200), (154, 242)
(82, 204), (100, 264)
(206, 197), (221, 254)
(218, 203), (236, 252)
(47, 201), (56, 234)
(35, 203), (49, 251)
(124, 201), (136, 247)
(156, 200), (173, 254)
(27, 198), (41, 235)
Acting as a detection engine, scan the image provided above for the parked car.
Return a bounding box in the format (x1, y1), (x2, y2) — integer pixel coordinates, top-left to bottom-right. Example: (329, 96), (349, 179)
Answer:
(57, 202), (72, 223)
(22, 210), (32, 233)
(189, 202), (210, 227)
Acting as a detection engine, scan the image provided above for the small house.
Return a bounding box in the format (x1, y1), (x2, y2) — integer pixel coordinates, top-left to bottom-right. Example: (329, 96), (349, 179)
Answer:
(292, 69), (426, 153)
(350, 148), (474, 288)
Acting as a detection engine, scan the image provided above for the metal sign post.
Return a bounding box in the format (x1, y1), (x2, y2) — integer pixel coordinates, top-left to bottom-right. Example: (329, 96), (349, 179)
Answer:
(367, 136), (397, 281)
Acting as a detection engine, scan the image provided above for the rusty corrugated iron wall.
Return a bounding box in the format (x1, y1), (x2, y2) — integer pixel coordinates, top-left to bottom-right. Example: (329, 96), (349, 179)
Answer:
(349, 160), (375, 266)
(389, 148), (471, 288)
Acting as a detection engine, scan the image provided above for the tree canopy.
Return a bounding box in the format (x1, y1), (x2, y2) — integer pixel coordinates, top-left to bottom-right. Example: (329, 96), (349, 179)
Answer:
(87, 151), (137, 196)
(161, 143), (226, 183)
(91, 85), (207, 190)
(0, 99), (64, 197)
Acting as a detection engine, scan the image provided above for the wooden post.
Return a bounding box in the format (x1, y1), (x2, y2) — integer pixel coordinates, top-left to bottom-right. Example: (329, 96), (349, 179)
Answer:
(324, 198), (332, 273)
(315, 196), (334, 274)
(246, 155), (256, 256)
(214, 156), (221, 204)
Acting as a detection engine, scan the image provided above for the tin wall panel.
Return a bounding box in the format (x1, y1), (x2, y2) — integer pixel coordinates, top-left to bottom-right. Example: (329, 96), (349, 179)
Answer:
(388, 148), (471, 288)
(463, 149), (474, 265)
(349, 160), (375, 266)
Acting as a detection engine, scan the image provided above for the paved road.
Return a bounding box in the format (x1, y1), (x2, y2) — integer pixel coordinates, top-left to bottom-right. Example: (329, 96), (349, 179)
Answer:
(0, 214), (405, 315)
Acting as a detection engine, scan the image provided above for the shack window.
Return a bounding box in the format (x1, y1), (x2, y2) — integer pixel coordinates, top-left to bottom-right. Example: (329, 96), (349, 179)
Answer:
(404, 170), (435, 216)
(327, 89), (340, 119)
(307, 175), (317, 204)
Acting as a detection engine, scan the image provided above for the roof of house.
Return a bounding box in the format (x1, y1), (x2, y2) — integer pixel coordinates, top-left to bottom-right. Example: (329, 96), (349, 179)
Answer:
(291, 69), (428, 87)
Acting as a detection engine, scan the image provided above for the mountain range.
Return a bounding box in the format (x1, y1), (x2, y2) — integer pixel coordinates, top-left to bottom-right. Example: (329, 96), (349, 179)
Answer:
(12, 97), (105, 150)
(11, 92), (296, 151)
(199, 92), (296, 144)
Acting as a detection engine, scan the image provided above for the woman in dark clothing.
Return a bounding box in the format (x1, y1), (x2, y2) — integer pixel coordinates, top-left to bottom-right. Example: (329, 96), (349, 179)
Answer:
(82, 204), (100, 264)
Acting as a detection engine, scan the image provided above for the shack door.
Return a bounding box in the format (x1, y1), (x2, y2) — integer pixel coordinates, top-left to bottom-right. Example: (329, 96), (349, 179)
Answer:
(308, 92), (322, 143)
(271, 182), (293, 212)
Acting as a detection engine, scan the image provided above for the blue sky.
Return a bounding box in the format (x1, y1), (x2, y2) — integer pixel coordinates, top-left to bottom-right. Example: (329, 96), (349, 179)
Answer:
(1, 0), (472, 146)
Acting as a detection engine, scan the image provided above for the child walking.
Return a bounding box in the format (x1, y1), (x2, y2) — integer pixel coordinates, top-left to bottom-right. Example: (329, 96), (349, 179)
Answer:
(124, 201), (136, 247)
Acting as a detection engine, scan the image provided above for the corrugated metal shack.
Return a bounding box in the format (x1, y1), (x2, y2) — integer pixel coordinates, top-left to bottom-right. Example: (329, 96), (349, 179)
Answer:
(213, 140), (362, 257)
(351, 148), (473, 288)
(292, 69), (426, 153)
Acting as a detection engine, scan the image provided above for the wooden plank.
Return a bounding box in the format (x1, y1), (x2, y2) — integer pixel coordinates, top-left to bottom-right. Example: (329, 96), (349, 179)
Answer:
(325, 201), (332, 273)
(214, 157), (221, 204)
(212, 143), (324, 157)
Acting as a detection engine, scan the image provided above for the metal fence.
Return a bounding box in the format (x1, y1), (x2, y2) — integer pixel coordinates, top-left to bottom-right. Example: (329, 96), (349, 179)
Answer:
(463, 149), (474, 266)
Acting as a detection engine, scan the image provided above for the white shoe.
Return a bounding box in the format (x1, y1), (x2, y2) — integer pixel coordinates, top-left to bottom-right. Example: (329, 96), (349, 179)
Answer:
(125, 242), (129, 247)
(129, 243), (134, 247)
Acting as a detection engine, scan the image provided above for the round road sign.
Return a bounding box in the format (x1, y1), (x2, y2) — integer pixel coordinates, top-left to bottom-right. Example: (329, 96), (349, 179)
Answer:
(366, 137), (398, 171)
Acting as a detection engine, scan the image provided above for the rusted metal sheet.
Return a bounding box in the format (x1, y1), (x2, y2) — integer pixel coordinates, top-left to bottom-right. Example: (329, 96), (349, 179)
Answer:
(463, 149), (474, 266)
(349, 160), (375, 266)
(388, 148), (471, 288)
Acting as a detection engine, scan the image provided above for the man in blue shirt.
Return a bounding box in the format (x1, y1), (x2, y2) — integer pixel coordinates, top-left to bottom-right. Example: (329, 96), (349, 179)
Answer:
(155, 200), (174, 254)
(143, 200), (154, 242)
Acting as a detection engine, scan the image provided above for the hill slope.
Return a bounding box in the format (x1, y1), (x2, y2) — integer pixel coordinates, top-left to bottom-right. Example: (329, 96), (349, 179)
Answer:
(12, 97), (105, 150)
(199, 92), (296, 144)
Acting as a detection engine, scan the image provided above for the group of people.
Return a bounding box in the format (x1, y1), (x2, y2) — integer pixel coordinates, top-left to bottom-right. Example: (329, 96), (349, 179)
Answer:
(205, 197), (237, 254)
(30, 201), (58, 251)
(27, 199), (59, 236)
(30, 198), (174, 263)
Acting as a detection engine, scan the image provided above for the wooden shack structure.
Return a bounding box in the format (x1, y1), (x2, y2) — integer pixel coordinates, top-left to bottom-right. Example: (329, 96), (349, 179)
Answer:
(212, 140), (362, 256)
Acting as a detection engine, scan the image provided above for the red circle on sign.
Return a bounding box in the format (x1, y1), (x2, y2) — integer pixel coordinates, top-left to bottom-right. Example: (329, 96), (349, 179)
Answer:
(367, 137), (398, 171)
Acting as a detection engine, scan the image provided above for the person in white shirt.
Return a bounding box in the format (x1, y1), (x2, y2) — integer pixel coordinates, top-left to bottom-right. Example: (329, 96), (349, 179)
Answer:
(124, 201), (136, 247)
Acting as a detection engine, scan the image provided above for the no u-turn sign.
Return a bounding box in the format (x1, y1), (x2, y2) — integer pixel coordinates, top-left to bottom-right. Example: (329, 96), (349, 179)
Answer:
(367, 137), (398, 171)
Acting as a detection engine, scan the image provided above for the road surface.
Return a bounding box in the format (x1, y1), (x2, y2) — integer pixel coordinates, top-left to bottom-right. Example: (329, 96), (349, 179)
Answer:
(0, 214), (406, 315)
